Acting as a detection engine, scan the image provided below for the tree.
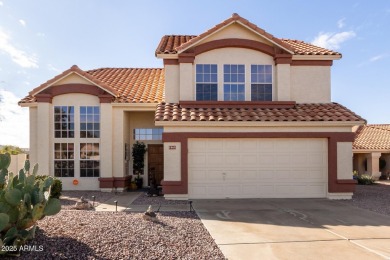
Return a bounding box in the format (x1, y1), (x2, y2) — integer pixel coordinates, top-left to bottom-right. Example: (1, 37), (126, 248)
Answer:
(0, 145), (24, 155)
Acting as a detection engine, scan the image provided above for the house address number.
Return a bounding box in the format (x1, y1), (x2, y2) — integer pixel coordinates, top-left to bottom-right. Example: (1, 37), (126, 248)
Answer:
(169, 145), (176, 150)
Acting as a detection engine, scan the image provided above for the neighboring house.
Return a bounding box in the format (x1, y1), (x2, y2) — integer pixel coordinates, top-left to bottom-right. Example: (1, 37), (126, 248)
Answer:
(353, 124), (390, 179)
(19, 14), (365, 199)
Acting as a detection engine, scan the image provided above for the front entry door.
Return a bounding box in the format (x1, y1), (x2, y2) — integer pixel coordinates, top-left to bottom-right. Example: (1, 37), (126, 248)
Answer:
(148, 144), (164, 186)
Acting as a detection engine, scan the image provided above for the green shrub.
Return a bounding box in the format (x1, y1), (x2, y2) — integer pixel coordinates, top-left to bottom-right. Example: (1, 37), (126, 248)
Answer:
(356, 174), (375, 185)
(0, 153), (61, 256)
(35, 175), (62, 199)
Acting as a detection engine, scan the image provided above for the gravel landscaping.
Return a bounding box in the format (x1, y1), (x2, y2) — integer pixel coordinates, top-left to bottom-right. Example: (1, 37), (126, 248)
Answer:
(4, 183), (388, 259)
(346, 182), (390, 216)
(60, 191), (117, 210)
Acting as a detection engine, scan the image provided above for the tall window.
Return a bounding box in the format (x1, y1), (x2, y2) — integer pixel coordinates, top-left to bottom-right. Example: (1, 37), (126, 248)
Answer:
(196, 64), (218, 101)
(54, 106), (74, 138)
(80, 106), (100, 138)
(224, 64), (245, 101)
(54, 143), (74, 177)
(251, 65), (272, 101)
(80, 143), (100, 177)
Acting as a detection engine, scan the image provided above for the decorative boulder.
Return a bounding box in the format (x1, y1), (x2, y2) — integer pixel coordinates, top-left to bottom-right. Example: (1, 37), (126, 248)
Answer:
(143, 205), (157, 222)
(73, 196), (93, 210)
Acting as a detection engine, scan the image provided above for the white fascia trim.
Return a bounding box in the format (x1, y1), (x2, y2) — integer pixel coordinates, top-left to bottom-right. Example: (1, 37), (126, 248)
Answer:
(292, 55), (342, 61)
(19, 102), (38, 108)
(353, 149), (390, 154)
(111, 103), (158, 111)
(155, 121), (365, 128)
(156, 54), (179, 59)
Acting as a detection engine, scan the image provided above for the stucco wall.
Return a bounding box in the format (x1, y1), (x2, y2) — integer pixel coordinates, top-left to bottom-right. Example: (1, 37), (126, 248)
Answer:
(201, 23), (270, 44)
(290, 66), (331, 103)
(9, 154), (28, 175)
(164, 64), (180, 103)
(337, 142), (353, 180)
(164, 142), (181, 181)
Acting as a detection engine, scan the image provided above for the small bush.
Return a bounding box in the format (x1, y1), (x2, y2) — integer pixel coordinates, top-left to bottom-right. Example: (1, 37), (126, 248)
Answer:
(356, 174), (375, 185)
(35, 175), (62, 198)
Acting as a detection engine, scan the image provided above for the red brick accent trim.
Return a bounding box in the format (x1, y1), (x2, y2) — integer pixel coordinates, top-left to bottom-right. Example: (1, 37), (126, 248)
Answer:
(164, 59), (179, 65)
(178, 53), (195, 63)
(98, 176), (132, 189)
(33, 84), (114, 103)
(192, 38), (279, 57)
(179, 101), (296, 109)
(162, 132), (355, 195)
(35, 93), (52, 102)
(274, 54), (293, 64)
(291, 60), (333, 66)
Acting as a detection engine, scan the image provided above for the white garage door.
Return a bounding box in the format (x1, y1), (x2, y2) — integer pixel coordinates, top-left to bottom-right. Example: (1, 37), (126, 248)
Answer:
(188, 138), (328, 199)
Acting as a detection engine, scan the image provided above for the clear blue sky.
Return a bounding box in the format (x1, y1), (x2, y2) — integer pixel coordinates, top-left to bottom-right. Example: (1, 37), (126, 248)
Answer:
(0, 0), (389, 147)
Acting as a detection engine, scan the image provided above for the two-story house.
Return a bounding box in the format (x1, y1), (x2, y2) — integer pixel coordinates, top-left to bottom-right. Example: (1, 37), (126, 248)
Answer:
(19, 14), (365, 199)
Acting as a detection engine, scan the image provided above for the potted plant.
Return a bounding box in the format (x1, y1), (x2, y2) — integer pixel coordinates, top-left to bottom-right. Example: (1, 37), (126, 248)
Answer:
(132, 141), (147, 189)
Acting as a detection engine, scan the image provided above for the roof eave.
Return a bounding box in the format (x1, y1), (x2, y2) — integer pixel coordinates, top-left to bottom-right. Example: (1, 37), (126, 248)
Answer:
(292, 54), (342, 60)
(155, 120), (365, 127)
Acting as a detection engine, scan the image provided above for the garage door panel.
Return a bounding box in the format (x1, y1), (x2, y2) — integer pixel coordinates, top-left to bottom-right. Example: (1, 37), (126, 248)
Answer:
(188, 154), (206, 166)
(188, 138), (327, 199)
(207, 140), (224, 151)
(224, 154), (240, 165)
(241, 154), (258, 166)
(206, 154), (224, 166)
(258, 155), (275, 166)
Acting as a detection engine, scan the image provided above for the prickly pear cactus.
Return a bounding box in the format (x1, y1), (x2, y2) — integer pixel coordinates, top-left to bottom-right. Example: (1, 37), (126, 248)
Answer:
(0, 153), (61, 256)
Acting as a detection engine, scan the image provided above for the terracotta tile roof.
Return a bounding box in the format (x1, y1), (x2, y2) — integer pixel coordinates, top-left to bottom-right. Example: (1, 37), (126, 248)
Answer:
(280, 39), (340, 56)
(353, 125), (390, 150)
(155, 102), (365, 122)
(155, 13), (340, 56)
(19, 67), (165, 104)
(86, 68), (164, 103)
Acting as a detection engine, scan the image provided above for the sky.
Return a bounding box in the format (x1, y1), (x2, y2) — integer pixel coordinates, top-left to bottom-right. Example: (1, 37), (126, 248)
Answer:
(0, 0), (389, 148)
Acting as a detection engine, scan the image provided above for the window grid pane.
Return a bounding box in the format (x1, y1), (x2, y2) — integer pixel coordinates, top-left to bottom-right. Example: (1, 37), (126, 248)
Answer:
(80, 106), (100, 138)
(224, 64), (245, 101)
(251, 65), (272, 101)
(196, 64), (218, 101)
(134, 128), (163, 140)
(80, 143), (100, 177)
(54, 143), (74, 177)
(54, 106), (74, 138)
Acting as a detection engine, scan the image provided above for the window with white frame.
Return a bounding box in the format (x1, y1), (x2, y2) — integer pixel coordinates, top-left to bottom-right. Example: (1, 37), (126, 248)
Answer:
(223, 64), (245, 101)
(134, 128), (163, 140)
(251, 65), (272, 101)
(54, 106), (74, 138)
(196, 64), (218, 101)
(80, 143), (100, 177)
(54, 143), (74, 177)
(80, 106), (100, 138)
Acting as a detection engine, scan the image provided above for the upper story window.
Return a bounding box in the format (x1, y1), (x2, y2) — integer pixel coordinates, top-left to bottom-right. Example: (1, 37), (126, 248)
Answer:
(224, 64), (245, 101)
(251, 65), (272, 101)
(196, 64), (218, 101)
(80, 106), (100, 138)
(134, 128), (163, 140)
(54, 106), (74, 138)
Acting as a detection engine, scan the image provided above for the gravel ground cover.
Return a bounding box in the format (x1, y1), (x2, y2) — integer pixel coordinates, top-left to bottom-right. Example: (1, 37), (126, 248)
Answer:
(345, 182), (390, 216)
(13, 211), (225, 260)
(60, 191), (117, 210)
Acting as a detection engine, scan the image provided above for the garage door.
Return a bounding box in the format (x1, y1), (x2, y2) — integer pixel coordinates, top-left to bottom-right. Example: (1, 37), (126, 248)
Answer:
(188, 138), (328, 199)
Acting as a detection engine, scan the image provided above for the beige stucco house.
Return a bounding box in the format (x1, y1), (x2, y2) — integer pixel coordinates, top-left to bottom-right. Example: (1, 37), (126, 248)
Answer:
(353, 124), (390, 180)
(19, 14), (365, 199)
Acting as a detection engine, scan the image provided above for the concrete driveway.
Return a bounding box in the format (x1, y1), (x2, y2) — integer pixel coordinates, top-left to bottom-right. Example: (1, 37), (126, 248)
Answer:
(193, 199), (390, 260)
